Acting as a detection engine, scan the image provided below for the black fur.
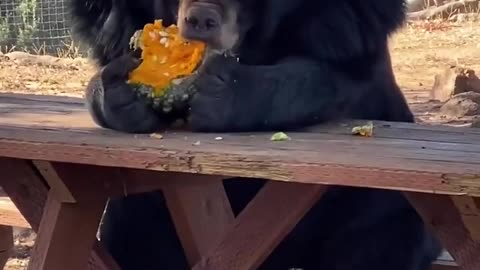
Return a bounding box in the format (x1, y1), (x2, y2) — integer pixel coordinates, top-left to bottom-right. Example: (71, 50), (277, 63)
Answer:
(71, 0), (443, 269)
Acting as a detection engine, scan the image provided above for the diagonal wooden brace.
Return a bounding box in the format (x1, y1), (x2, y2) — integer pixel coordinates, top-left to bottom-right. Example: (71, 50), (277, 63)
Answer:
(0, 157), (120, 270)
(406, 192), (480, 270)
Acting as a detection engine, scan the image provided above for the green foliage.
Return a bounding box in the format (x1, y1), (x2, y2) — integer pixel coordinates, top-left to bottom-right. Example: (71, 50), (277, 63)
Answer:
(15, 0), (38, 47)
(0, 17), (9, 41)
(0, 0), (38, 50)
(0, 0), (83, 56)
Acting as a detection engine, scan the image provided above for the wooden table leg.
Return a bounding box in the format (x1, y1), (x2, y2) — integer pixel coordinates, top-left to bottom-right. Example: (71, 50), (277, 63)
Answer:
(193, 181), (327, 270)
(0, 158), (119, 270)
(28, 190), (107, 270)
(406, 192), (480, 270)
(163, 177), (234, 266)
(432, 263), (459, 270)
(451, 196), (480, 241)
(0, 225), (13, 268)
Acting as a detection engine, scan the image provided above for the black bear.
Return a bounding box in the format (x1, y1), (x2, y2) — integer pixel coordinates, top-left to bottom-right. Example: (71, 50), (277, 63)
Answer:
(70, 0), (443, 269)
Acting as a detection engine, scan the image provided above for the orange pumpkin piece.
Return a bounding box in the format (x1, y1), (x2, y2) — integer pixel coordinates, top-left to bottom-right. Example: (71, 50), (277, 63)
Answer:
(128, 20), (206, 97)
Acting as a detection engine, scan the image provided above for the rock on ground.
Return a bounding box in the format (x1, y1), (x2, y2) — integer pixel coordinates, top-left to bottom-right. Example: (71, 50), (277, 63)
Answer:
(431, 66), (480, 102)
(439, 91), (480, 118)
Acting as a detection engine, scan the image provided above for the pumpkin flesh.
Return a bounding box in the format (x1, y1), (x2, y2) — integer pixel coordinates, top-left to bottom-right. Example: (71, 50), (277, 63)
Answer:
(128, 20), (206, 98)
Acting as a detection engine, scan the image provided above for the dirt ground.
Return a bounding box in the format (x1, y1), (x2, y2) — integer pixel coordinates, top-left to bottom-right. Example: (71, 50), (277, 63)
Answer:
(1, 19), (480, 269)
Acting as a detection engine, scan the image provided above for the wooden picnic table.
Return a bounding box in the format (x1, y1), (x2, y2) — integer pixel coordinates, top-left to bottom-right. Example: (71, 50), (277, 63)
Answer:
(0, 92), (479, 270)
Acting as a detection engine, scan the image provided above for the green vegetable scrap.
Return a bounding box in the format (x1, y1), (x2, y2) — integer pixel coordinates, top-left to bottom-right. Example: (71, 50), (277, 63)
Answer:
(270, 132), (291, 141)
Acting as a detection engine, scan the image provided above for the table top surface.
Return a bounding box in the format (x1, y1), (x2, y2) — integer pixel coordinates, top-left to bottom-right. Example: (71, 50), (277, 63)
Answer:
(1, 92), (480, 196)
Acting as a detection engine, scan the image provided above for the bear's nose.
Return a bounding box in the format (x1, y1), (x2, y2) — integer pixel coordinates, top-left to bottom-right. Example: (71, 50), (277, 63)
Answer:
(183, 6), (221, 43)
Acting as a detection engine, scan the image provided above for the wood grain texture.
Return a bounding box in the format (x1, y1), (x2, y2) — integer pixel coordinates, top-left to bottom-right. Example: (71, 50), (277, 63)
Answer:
(27, 190), (107, 270)
(406, 193), (480, 270)
(0, 197), (30, 228)
(0, 158), (120, 270)
(33, 160), (76, 203)
(1, 94), (480, 196)
(193, 181), (327, 270)
(163, 177), (234, 266)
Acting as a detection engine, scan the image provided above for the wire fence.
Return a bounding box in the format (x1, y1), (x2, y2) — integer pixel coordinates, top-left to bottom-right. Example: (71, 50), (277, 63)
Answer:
(0, 0), (85, 56)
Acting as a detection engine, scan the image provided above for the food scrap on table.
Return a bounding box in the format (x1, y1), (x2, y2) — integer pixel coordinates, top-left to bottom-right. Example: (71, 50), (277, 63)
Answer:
(351, 121), (374, 137)
(270, 132), (291, 141)
(149, 133), (164, 139)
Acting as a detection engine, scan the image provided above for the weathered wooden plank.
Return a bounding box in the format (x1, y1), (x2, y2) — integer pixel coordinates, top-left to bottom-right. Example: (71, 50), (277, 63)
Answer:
(406, 193), (480, 270)
(1, 92), (480, 137)
(0, 93), (90, 129)
(0, 92), (83, 105)
(2, 92), (480, 139)
(28, 190), (107, 270)
(1, 94), (480, 196)
(193, 181), (326, 270)
(1, 126), (480, 197)
(163, 178), (234, 266)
